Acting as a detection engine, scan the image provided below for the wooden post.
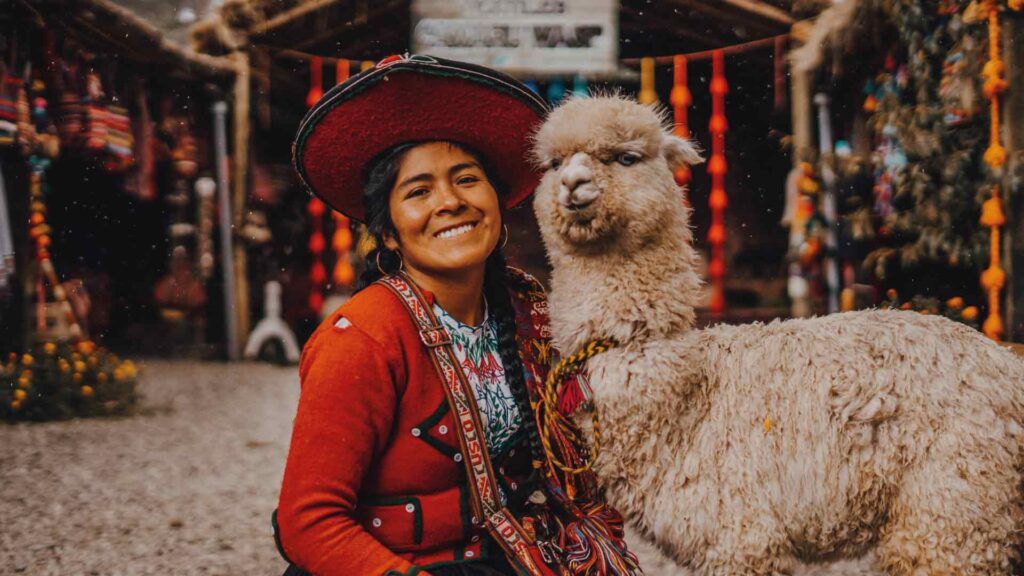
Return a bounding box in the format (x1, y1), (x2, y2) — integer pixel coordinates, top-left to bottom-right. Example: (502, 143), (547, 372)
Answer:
(231, 50), (252, 356)
(1003, 15), (1024, 341)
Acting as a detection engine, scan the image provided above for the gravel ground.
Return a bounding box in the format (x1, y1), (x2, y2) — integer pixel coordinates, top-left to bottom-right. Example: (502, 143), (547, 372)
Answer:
(0, 360), (878, 576)
(1, 361), (296, 576)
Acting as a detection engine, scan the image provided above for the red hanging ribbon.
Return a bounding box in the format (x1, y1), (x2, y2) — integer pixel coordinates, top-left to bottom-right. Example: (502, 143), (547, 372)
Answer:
(708, 50), (728, 314)
(670, 55), (692, 188)
(306, 57), (323, 109)
(335, 59), (350, 86)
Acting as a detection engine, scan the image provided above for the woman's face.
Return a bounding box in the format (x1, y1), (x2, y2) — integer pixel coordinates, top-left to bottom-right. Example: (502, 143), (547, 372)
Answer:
(383, 142), (502, 279)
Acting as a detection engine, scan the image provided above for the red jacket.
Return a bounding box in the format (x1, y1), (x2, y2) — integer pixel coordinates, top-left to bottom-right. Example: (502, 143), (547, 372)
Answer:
(277, 278), (542, 576)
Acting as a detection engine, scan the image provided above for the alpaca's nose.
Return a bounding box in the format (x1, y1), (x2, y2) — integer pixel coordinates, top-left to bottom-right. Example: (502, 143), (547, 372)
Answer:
(561, 153), (593, 193)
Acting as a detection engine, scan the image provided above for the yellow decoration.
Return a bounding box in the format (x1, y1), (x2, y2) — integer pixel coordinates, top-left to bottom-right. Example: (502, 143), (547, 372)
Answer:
(840, 288), (855, 312)
(13, 389), (27, 401)
(982, 0), (1008, 169)
(963, 306), (980, 321)
(21, 354), (33, 366)
(10, 400), (21, 410)
(638, 57), (657, 105)
(17, 377), (29, 389)
(74, 361), (86, 373)
(72, 373), (83, 384)
(947, 297), (964, 310)
(81, 385), (94, 397)
(980, 187), (1005, 340)
(43, 342), (56, 355)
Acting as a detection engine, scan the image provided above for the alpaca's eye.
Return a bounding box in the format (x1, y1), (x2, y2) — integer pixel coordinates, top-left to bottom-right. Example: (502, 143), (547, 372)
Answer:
(617, 152), (641, 166)
(549, 158), (562, 171)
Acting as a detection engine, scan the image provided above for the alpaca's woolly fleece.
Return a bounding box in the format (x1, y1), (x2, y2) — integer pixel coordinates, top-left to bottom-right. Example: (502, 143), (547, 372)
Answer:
(532, 95), (1024, 576)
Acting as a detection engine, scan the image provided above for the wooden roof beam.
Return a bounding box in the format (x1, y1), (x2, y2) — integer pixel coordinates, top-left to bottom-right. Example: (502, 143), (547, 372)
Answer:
(719, 0), (794, 26)
(249, 0), (347, 39)
(659, 0), (789, 36)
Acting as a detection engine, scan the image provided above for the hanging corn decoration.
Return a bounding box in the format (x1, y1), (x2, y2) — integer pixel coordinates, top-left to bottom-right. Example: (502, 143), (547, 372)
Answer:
(331, 212), (355, 289)
(670, 55), (692, 188)
(638, 57), (657, 105)
(707, 50), (729, 314)
(335, 58), (350, 85)
(306, 57), (323, 109)
(981, 0), (1008, 169)
(307, 198), (327, 313)
(980, 186), (1005, 340)
(28, 156), (83, 340)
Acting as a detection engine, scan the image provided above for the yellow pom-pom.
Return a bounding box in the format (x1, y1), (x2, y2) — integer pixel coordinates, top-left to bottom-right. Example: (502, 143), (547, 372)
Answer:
(962, 306), (979, 321)
(13, 389), (27, 401)
(984, 143), (1007, 169)
(1010, 0), (1023, 10)
(983, 313), (1004, 341)
(981, 266), (1006, 291)
(946, 297), (964, 310)
(980, 197), (1006, 228)
(81, 385), (94, 397)
(43, 342), (56, 355)
(21, 354), (33, 366)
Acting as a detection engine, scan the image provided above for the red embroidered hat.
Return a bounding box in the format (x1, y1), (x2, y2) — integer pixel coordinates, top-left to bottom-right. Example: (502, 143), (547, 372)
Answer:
(293, 54), (550, 222)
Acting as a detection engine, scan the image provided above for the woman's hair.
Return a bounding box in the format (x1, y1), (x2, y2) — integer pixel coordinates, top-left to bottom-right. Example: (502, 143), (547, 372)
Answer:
(356, 141), (544, 465)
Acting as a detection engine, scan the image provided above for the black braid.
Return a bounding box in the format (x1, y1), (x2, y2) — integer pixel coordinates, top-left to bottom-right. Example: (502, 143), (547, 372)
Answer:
(484, 250), (545, 465)
(355, 143), (416, 291)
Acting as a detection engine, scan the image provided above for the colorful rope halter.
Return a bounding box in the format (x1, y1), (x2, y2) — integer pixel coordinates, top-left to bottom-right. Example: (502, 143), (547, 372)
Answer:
(536, 338), (618, 477)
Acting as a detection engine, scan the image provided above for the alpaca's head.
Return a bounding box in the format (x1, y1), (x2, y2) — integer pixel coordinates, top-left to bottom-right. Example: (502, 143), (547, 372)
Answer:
(531, 95), (703, 256)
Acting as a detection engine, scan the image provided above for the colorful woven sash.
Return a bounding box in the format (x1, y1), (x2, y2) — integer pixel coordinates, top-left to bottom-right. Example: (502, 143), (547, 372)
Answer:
(379, 272), (563, 576)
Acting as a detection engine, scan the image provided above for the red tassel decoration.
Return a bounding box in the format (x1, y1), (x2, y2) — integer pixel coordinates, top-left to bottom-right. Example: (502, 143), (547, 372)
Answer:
(670, 55), (692, 188)
(307, 198), (326, 313)
(331, 212), (355, 288)
(306, 57), (323, 109)
(335, 59), (350, 86)
(708, 50), (729, 314)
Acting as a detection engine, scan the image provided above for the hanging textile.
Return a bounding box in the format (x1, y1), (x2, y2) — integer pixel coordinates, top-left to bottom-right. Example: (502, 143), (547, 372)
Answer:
(0, 163), (14, 291)
(547, 79), (566, 104)
(707, 50), (728, 314)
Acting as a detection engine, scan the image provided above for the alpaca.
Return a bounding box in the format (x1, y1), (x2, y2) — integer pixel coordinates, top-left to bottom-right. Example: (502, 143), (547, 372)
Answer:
(530, 94), (1024, 576)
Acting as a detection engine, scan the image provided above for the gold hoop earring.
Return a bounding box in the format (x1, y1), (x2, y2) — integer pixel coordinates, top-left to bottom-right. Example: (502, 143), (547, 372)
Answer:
(376, 250), (404, 275)
(500, 224), (509, 250)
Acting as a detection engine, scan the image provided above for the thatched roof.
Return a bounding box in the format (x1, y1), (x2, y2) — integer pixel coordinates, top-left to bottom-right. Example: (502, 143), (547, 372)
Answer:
(11, 0), (237, 82)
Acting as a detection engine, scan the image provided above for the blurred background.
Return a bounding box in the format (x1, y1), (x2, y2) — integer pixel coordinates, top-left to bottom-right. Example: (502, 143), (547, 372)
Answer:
(0, 0), (1022, 573)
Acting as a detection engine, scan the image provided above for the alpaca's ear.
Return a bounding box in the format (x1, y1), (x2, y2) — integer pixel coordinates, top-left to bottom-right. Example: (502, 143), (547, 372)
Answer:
(662, 135), (704, 169)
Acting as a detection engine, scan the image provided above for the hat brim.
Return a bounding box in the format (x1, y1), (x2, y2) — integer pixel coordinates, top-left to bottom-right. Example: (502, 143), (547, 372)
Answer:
(294, 56), (550, 222)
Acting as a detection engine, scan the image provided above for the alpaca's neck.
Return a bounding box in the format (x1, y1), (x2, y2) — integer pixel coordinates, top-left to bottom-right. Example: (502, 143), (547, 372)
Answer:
(547, 227), (703, 354)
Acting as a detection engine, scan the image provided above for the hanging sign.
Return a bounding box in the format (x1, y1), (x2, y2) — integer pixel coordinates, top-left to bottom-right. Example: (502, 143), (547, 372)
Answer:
(411, 0), (619, 76)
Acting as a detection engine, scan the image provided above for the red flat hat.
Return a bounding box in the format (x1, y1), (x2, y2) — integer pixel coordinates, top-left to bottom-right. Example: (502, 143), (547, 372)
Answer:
(293, 54), (550, 221)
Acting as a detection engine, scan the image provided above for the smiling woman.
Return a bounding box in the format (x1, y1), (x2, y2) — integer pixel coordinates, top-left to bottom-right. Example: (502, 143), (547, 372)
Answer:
(275, 55), (641, 576)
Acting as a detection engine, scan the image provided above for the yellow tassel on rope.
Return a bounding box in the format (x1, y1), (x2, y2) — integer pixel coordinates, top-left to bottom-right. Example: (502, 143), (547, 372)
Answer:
(980, 188), (1006, 340)
(537, 338), (617, 479)
(638, 57), (658, 105)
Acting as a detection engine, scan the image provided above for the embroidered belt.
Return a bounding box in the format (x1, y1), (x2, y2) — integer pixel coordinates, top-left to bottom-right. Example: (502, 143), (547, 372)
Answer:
(378, 272), (550, 576)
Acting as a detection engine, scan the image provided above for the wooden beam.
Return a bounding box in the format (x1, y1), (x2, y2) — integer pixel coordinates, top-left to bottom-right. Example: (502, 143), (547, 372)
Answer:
(719, 0), (795, 26)
(249, 0), (346, 38)
(1003, 17), (1024, 340)
(231, 51), (251, 351)
(620, 5), (721, 49)
(291, 0), (407, 52)
(660, 0), (788, 36)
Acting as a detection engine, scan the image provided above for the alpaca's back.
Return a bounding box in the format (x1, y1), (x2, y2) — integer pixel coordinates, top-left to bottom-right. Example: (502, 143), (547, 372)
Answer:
(695, 309), (1024, 558)
(593, 308), (1024, 567)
